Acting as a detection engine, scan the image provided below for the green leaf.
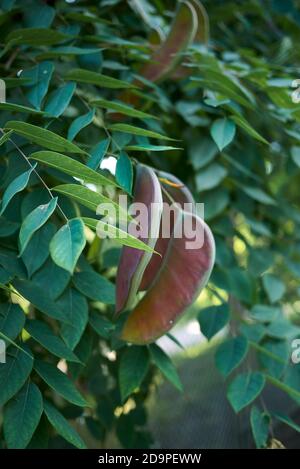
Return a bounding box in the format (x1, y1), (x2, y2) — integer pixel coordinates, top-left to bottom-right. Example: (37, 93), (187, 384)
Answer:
(242, 186), (275, 205)
(23, 3), (55, 28)
(250, 304), (280, 322)
(73, 271), (115, 304)
(53, 184), (130, 222)
(0, 102), (45, 114)
(0, 129), (13, 146)
(0, 330), (30, 358)
(119, 346), (150, 402)
(0, 303), (25, 344)
(149, 344), (182, 391)
(37, 46), (103, 59)
(67, 108), (95, 141)
(58, 288), (88, 350)
(210, 118), (236, 151)
(50, 218), (86, 274)
(273, 412), (300, 433)
(91, 99), (156, 120)
(262, 274), (286, 303)
(82, 217), (155, 253)
(5, 121), (86, 154)
(227, 372), (265, 412)
(248, 248), (274, 277)
(203, 187), (229, 220)
(65, 68), (137, 89)
(89, 311), (115, 340)
(34, 360), (88, 407)
(240, 323), (266, 343)
(195, 163), (227, 191)
(188, 137), (218, 170)
(3, 381), (43, 449)
(22, 222), (56, 277)
(25, 319), (80, 363)
(0, 219), (19, 238)
(125, 144), (182, 152)
(109, 123), (175, 141)
(21, 61), (54, 110)
(19, 197), (57, 256)
(228, 267), (254, 303)
(30, 151), (117, 187)
(231, 115), (269, 144)
(0, 347), (33, 407)
(44, 82), (76, 117)
(291, 146), (300, 167)
(5, 28), (71, 47)
(32, 257), (70, 300)
(87, 138), (110, 170)
(43, 400), (87, 449)
(0, 267), (11, 284)
(258, 339), (289, 379)
(0, 249), (26, 278)
(0, 164), (37, 216)
(116, 151), (133, 194)
(215, 336), (248, 377)
(198, 304), (230, 340)
(250, 406), (270, 448)
(266, 317), (300, 339)
(12, 278), (69, 323)
(189, 74), (254, 109)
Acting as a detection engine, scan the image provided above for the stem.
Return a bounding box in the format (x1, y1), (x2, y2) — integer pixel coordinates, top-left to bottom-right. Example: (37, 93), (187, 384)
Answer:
(207, 285), (227, 303)
(265, 374), (300, 400)
(249, 341), (286, 365)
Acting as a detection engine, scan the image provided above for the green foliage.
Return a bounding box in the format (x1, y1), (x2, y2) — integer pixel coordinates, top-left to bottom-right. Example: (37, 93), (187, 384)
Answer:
(3, 381), (43, 449)
(49, 218), (86, 274)
(215, 336), (248, 377)
(210, 118), (236, 151)
(43, 400), (87, 449)
(119, 346), (150, 402)
(198, 304), (230, 339)
(250, 406), (270, 449)
(227, 372), (265, 413)
(149, 344), (183, 391)
(1, 0), (300, 450)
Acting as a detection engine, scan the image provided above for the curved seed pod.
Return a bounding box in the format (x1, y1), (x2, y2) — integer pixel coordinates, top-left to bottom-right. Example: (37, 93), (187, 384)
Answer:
(171, 0), (209, 80)
(121, 210), (215, 344)
(189, 0), (209, 44)
(113, 0), (198, 116)
(139, 171), (195, 291)
(140, 1), (198, 83)
(115, 164), (163, 315)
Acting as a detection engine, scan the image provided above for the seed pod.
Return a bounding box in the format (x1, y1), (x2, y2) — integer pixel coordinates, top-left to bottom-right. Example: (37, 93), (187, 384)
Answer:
(190, 0), (209, 43)
(171, 0), (209, 80)
(139, 171), (195, 291)
(139, 1), (198, 83)
(114, 1), (198, 114)
(121, 210), (215, 344)
(115, 164), (163, 315)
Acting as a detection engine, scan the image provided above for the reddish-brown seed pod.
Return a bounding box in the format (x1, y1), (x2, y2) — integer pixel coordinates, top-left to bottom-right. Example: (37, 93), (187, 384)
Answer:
(139, 1), (198, 83)
(121, 210), (215, 344)
(115, 164), (163, 315)
(139, 171), (195, 292)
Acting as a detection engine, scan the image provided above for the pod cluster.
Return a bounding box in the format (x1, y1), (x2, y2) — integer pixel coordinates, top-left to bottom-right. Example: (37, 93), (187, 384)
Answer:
(115, 164), (215, 345)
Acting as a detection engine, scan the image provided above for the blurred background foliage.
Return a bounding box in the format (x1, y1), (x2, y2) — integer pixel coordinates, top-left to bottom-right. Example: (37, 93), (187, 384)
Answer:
(1, 0), (300, 449)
